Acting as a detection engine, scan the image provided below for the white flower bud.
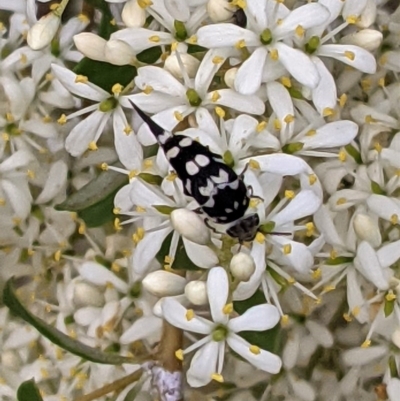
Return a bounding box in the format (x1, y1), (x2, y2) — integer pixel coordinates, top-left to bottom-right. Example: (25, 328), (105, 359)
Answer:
(185, 280), (208, 305)
(27, 12), (61, 50)
(357, 0), (377, 28)
(224, 67), (238, 89)
(164, 52), (200, 79)
(170, 209), (210, 245)
(392, 327), (400, 349)
(2, 350), (22, 370)
(340, 29), (383, 52)
(74, 282), (105, 307)
(143, 270), (186, 297)
(207, 0), (234, 22)
(230, 252), (255, 282)
(122, 0), (147, 27)
(353, 213), (382, 248)
(74, 33), (107, 62)
(105, 39), (135, 66)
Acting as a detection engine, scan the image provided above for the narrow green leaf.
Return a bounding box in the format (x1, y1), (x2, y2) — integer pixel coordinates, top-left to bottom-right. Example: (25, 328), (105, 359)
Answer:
(3, 277), (138, 365)
(73, 58), (136, 92)
(17, 379), (43, 401)
(84, 0), (117, 39)
(156, 232), (202, 271)
(56, 169), (128, 227)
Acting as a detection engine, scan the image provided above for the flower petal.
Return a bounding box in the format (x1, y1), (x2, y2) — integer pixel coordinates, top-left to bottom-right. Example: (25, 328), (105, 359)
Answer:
(229, 304), (280, 333)
(207, 267), (229, 323)
(187, 341), (219, 387)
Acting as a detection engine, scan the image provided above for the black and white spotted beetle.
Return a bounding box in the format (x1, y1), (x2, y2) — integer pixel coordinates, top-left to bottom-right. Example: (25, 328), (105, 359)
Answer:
(131, 102), (260, 242)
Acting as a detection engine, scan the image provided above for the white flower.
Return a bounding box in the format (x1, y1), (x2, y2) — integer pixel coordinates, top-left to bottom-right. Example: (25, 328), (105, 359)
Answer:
(51, 64), (142, 168)
(162, 267), (282, 387)
(197, 1), (330, 94)
(128, 48), (264, 134)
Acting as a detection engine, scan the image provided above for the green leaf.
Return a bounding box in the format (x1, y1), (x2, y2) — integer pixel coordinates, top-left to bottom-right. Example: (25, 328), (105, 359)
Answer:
(234, 291), (282, 354)
(84, 0), (117, 39)
(3, 276), (138, 365)
(345, 144), (362, 164)
(156, 232), (202, 271)
(136, 46), (162, 64)
(73, 58), (137, 93)
(17, 379), (43, 401)
(56, 169), (128, 227)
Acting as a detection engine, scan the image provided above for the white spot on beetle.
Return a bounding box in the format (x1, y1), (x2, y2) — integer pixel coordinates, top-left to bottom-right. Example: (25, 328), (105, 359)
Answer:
(185, 179), (191, 194)
(179, 137), (192, 147)
(234, 201), (239, 209)
(158, 131), (169, 144)
(229, 180), (239, 190)
(225, 208), (233, 213)
(195, 154), (210, 167)
(199, 180), (214, 196)
(202, 197), (215, 207)
(186, 161), (199, 176)
(211, 169), (229, 184)
(166, 146), (180, 159)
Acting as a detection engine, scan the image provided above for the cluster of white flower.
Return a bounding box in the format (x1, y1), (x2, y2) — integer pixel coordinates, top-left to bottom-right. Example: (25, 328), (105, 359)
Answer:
(0, 0), (400, 400)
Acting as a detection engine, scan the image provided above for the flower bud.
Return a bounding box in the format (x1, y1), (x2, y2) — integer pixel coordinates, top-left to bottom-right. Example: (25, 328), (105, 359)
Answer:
(353, 213), (382, 248)
(27, 13), (61, 50)
(2, 350), (22, 370)
(392, 327), (400, 349)
(185, 280), (208, 305)
(105, 39), (136, 66)
(122, 0), (146, 27)
(357, 0), (377, 28)
(207, 0), (234, 23)
(74, 33), (107, 62)
(74, 282), (105, 307)
(164, 52), (200, 79)
(230, 252), (255, 282)
(171, 209), (210, 245)
(224, 67), (238, 89)
(340, 29), (382, 52)
(143, 270), (186, 297)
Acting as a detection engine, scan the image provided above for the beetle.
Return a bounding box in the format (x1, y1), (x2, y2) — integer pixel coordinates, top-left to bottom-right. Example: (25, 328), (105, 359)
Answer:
(130, 102), (260, 242)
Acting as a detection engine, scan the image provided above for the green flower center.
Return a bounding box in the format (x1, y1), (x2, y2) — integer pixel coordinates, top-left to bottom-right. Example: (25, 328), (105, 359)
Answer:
(260, 28), (273, 45)
(305, 36), (320, 54)
(174, 20), (188, 41)
(212, 324), (229, 342)
(186, 88), (202, 107)
(99, 97), (118, 112)
(223, 150), (235, 168)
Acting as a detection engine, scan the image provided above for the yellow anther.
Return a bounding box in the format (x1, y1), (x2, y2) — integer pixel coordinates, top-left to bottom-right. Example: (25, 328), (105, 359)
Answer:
(373, 142), (382, 153)
(248, 159), (260, 170)
(256, 121), (266, 132)
(212, 56), (224, 64)
(136, 206), (146, 213)
(295, 25), (305, 37)
(346, 15), (358, 24)
(365, 114), (377, 124)
(344, 50), (355, 61)
(187, 35), (197, 44)
(269, 48), (279, 60)
(54, 250), (62, 262)
(352, 306), (360, 316)
(280, 76), (291, 88)
(112, 83), (123, 94)
(323, 107), (335, 117)
(378, 77), (385, 87)
(283, 244), (292, 255)
(305, 222), (315, 237)
(174, 111), (184, 121)
(148, 35), (160, 43)
(143, 85), (153, 94)
(101, 162), (108, 170)
(281, 314), (289, 326)
(249, 345), (261, 355)
(175, 349), (184, 361)
(57, 114), (67, 125)
(339, 94), (347, 107)
(0, 198), (5, 206)
(306, 129), (316, 136)
(138, 0), (153, 8)
(235, 39), (246, 49)
(114, 218), (122, 231)
(215, 106), (225, 118)
(5, 112), (14, 122)
(311, 268), (321, 279)
(171, 41), (178, 51)
(2, 133), (9, 141)
(222, 303), (233, 315)
(27, 170), (35, 179)
(249, 198), (261, 208)
(322, 285), (336, 293)
(379, 53), (388, 66)
(88, 141), (98, 151)
(338, 149), (347, 162)
(287, 277), (295, 284)
(390, 214), (398, 225)
(124, 125), (133, 135)
(211, 91), (221, 102)
(78, 13), (90, 23)
(185, 309), (195, 321)
(255, 232), (265, 243)
(361, 340), (371, 348)
(75, 75), (88, 83)
(385, 291), (396, 301)
(129, 170), (138, 180)
(110, 18), (116, 26)
(111, 262), (121, 272)
(167, 172), (178, 181)
(284, 114), (294, 124)
(284, 190), (295, 199)
(211, 373), (224, 383)
(20, 53), (27, 64)
(330, 249), (338, 259)
(336, 197), (346, 205)
(42, 115), (52, 123)
(343, 313), (352, 322)
(273, 119), (282, 130)
(361, 79), (371, 92)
